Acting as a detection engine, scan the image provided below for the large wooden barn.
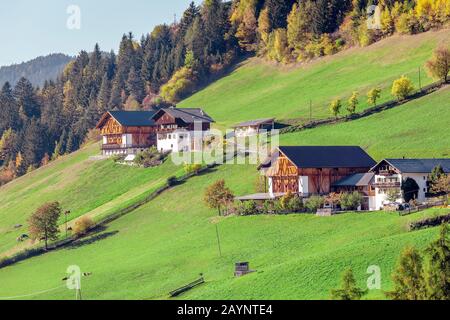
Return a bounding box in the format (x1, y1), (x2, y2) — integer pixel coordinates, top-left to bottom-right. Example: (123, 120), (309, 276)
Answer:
(260, 146), (377, 196)
(95, 111), (157, 156)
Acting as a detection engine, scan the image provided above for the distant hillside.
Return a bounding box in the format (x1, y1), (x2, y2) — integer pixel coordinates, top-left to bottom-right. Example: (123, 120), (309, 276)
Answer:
(0, 54), (72, 87)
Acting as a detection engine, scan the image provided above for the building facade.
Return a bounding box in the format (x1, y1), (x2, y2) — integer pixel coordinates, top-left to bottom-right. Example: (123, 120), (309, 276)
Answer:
(369, 159), (450, 210)
(261, 146), (377, 197)
(153, 108), (214, 153)
(96, 107), (214, 156)
(233, 118), (275, 137)
(95, 111), (156, 156)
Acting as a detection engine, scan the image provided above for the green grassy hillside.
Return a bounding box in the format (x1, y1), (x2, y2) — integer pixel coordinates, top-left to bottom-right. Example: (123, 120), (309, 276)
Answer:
(0, 143), (184, 257)
(0, 160), (446, 300)
(179, 29), (450, 129)
(0, 30), (449, 300)
(279, 86), (450, 160)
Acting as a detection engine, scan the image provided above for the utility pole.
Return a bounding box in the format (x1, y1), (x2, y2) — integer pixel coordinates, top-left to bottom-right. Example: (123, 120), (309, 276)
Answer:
(215, 225), (222, 257)
(309, 100), (312, 123)
(64, 210), (71, 238)
(76, 286), (82, 300)
(418, 67), (422, 91)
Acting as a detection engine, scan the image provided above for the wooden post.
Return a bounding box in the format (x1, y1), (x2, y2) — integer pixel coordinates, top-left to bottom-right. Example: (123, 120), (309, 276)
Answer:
(309, 100), (312, 122)
(215, 225), (222, 257)
(418, 67), (422, 91)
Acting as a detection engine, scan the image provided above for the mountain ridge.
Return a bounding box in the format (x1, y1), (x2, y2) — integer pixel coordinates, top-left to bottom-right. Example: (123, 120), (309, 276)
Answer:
(0, 53), (73, 87)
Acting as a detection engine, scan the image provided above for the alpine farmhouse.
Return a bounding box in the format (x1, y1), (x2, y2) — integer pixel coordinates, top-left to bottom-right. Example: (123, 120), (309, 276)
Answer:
(96, 107), (214, 156)
(370, 159), (450, 210)
(255, 146), (449, 211)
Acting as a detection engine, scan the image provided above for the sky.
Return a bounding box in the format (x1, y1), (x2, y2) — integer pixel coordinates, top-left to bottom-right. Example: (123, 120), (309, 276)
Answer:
(0, 0), (197, 67)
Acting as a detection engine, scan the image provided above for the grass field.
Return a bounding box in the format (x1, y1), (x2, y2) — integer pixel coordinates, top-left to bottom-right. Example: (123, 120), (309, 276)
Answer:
(0, 161), (447, 300)
(279, 86), (450, 160)
(179, 29), (450, 129)
(0, 143), (184, 257)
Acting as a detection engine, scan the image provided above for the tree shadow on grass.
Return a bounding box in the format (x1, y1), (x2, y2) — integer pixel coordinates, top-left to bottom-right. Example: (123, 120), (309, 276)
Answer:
(67, 230), (119, 250)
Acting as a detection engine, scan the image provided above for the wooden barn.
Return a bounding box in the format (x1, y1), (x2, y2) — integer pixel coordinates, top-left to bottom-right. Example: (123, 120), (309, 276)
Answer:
(260, 146), (376, 196)
(95, 111), (157, 156)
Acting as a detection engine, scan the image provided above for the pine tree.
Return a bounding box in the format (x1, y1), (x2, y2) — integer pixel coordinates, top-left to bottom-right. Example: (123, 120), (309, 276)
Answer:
(21, 119), (46, 169)
(201, 0), (227, 56)
(386, 246), (427, 300)
(180, 1), (200, 36)
(424, 223), (450, 300)
(265, 0), (296, 29)
(126, 67), (145, 103)
(109, 78), (123, 110)
(97, 73), (111, 114)
(14, 77), (40, 120)
(331, 268), (366, 300)
(0, 82), (21, 133)
(65, 130), (74, 154)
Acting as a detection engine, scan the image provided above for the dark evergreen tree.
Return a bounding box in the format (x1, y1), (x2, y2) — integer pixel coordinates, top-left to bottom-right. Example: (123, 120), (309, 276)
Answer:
(0, 82), (21, 133)
(14, 77), (40, 120)
(126, 66), (145, 103)
(21, 119), (46, 168)
(65, 130), (75, 154)
(425, 223), (450, 300)
(97, 73), (111, 114)
(180, 2), (200, 36)
(265, 0), (296, 29)
(201, 0), (228, 56)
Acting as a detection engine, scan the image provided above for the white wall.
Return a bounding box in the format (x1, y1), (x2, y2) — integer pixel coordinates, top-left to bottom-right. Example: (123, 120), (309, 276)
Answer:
(157, 131), (193, 153)
(299, 176), (309, 195)
(268, 177), (274, 197)
(235, 127), (258, 137)
(372, 172), (430, 210)
(122, 134), (132, 146)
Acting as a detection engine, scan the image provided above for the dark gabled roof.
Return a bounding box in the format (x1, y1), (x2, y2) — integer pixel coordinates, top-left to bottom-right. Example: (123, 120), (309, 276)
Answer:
(278, 146), (376, 168)
(233, 118), (275, 128)
(332, 173), (375, 187)
(108, 111), (155, 127)
(156, 108), (214, 124)
(373, 159), (450, 173)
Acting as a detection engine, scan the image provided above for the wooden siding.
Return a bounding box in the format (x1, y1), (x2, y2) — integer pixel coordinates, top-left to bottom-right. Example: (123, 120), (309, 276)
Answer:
(100, 117), (123, 135)
(267, 153), (371, 195)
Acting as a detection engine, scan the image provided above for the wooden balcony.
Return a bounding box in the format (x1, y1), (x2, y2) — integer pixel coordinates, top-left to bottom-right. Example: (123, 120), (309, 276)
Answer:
(378, 169), (396, 176)
(101, 144), (151, 150)
(374, 181), (401, 188)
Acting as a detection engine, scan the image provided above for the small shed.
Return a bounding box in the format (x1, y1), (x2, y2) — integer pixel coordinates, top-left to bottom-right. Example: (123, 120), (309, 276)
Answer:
(234, 262), (255, 277)
(233, 118), (275, 137)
